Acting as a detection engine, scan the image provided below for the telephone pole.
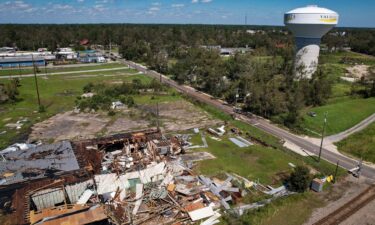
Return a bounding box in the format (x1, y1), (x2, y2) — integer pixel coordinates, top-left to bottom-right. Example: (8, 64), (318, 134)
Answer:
(156, 103), (160, 131)
(32, 54), (41, 108)
(44, 60), (48, 78)
(334, 161), (339, 183)
(234, 88), (239, 106)
(318, 112), (327, 162)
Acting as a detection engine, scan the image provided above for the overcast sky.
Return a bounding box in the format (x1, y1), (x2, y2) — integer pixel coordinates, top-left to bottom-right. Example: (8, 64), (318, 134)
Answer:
(0, 0), (374, 27)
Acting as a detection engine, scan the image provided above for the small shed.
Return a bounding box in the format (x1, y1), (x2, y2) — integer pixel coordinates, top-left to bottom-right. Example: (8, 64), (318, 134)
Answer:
(311, 178), (324, 192)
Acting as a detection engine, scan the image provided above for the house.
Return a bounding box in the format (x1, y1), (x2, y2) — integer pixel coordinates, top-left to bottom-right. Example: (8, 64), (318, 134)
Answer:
(55, 47), (77, 60)
(79, 38), (90, 46)
(0, 47), (16, 53)
(79, 53), (106, 63)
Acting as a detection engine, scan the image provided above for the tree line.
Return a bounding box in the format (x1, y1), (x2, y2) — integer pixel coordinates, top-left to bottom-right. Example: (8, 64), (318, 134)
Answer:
(1, 24), (373, 129)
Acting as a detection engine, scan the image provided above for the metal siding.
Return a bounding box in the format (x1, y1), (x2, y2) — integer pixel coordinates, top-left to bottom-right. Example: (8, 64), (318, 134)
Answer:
(0, 60), (44, 68)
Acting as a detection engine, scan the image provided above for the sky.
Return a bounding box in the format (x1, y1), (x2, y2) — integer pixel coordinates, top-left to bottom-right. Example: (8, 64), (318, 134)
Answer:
(0, 0), (374, 27)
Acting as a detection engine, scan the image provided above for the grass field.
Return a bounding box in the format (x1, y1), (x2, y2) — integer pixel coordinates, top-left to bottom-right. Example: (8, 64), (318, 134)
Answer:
(336, 122), (375, 163)
(188, 98), (283, 149)
(0, 69), (152, 149)
(301, 97), (375, 136)
(192, 135), (298, 184)
(230, 192), (323, 225)
(0, 63), (126, 76)
(320, 51), (375, 65)
(188, 98), (345, 179)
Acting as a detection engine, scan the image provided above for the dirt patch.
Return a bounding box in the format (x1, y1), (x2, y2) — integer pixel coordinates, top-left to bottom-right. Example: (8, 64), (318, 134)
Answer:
(346, 65), (370, 79)
(157, 101), (221, 132)
(28, 111), (110, 142)
(304, 176), (374, 225)
(28, 100), (220, 142)
(105, 117), (150, 134)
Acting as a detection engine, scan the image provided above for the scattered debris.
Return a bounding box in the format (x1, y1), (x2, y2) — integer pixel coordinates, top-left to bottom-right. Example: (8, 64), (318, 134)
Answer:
(81, 92), (95, 98)
(208, 125), (226, 136)
(185, 132), (208, 149)
(210, 136), (222, 141)
(229, 137), (252, 148)
(111, 101), (126, 110)
(0, 128), (295, 225)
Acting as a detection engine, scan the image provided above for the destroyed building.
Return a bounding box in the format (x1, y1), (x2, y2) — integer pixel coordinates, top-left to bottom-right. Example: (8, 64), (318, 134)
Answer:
(0, 128), (280, 225)
(0, 129), (190, 225)
(0, 141), (81, 186)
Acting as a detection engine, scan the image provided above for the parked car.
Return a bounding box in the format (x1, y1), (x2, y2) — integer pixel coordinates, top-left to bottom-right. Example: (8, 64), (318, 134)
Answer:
(308, 111), (317, 117)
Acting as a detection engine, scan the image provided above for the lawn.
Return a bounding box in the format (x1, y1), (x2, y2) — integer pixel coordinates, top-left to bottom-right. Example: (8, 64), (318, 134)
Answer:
(193, 135), (298, 184)
(320, 51), (375, 65)
(132, 92), (181, 105)
(188, 98), (283, 149)
(336, 122), (375, 163)
(229, 192), (323, 225)
(0, 63), (126, 76)
(301, 97), (375, 136)
(0, 69), (152, 149)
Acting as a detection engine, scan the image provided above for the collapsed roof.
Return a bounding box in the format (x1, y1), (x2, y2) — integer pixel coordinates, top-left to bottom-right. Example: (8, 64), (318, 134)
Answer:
(0, 141), (80, 185)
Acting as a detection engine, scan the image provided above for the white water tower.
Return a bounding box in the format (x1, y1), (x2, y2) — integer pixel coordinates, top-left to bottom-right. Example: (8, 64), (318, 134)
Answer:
(284, 5), (339, 78)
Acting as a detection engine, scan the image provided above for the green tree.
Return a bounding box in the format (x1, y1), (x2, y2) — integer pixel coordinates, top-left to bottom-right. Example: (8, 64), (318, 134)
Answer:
(287, 165), (312, 192)
(4, 79), (19, 101)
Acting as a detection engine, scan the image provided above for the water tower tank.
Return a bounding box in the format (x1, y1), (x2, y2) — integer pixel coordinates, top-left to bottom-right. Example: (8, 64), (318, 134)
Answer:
(284, 5), (339, 78)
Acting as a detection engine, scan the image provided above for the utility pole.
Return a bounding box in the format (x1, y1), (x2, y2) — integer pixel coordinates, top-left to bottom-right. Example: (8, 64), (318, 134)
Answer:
(18, 63), (22, 78)
(318, 112), (327, 162)
(245, 14), (247, 25)
(234, 88), (239, 106)
(334, 161), (339, 183)
(32, 54), (41, 109)
(109, 39), (112, 55)
(44, 61), (48, 78)
(156, 103), (160, 132)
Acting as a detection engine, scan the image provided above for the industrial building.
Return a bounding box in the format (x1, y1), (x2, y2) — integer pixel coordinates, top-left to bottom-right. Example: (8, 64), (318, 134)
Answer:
(284, 5), (339, 78)
(201, 45), (253, 56)
(78, 51), (106, 63)
(0, 56), (45, 68)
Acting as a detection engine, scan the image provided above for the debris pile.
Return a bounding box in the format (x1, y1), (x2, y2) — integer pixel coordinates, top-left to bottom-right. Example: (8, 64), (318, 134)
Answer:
(0, 128), (292, 225)
(93, 160), (244, 224)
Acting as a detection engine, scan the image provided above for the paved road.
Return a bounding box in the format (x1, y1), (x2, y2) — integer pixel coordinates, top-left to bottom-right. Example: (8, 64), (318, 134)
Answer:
(327, 113), (375, 143)
(0, 67), (129, 79)
(122, 59), (375, 179)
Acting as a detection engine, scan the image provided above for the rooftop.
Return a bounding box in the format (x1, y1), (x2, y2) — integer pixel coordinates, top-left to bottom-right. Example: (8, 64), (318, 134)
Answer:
(0, 141), (80, 185)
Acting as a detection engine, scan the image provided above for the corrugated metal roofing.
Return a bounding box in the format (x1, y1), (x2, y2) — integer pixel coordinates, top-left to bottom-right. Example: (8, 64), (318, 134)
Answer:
(0, 141), (80, 185)
(0, 56), (45, 63)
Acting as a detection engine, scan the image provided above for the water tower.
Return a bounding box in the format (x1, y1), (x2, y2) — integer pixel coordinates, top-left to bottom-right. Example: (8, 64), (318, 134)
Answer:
(284, 5), (339, 78)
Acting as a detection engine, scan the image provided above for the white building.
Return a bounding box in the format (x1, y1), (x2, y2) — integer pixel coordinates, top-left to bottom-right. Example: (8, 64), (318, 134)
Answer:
(55, 48), (78, 60)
